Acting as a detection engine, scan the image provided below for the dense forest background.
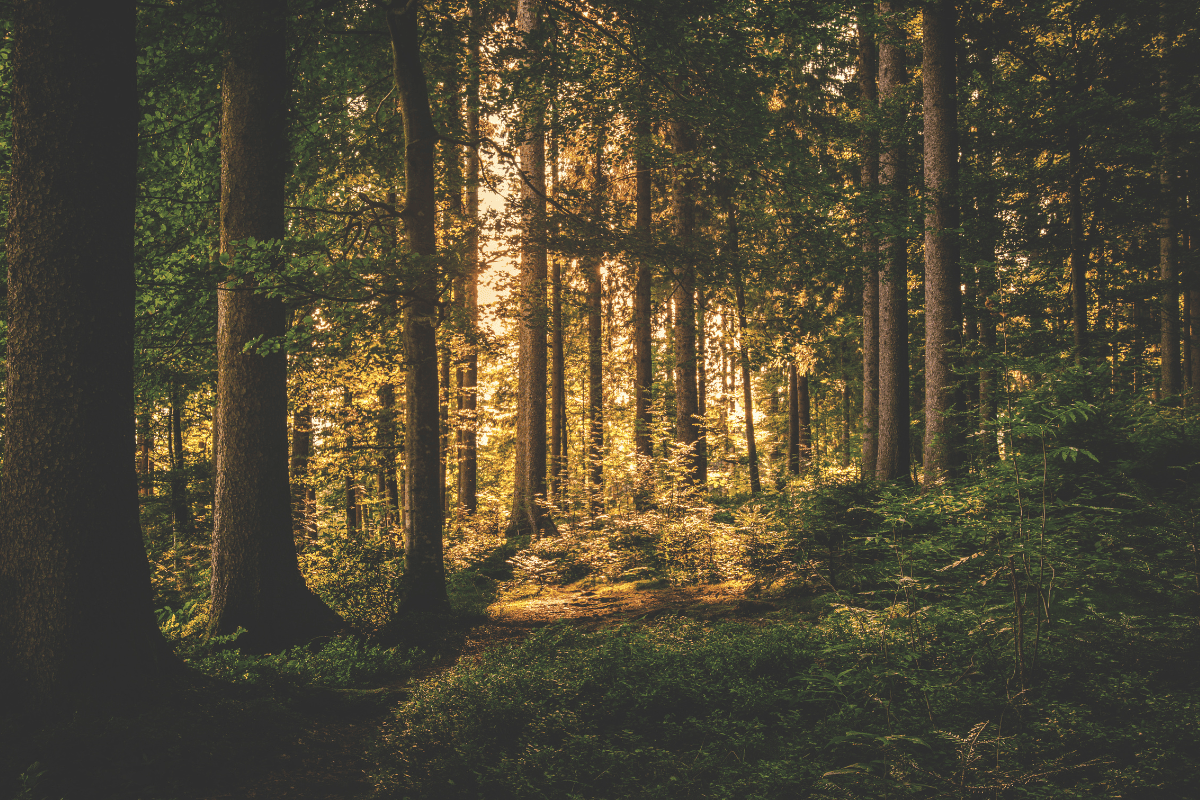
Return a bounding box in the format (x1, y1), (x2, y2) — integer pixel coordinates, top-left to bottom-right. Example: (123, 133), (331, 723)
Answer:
(2, 0), (1200, 797)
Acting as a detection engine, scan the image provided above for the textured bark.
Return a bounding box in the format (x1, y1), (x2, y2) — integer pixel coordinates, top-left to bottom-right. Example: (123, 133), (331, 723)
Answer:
(439, 340), (451, 511)
(508, 0), (554, 537)
(875, 1), (910, 483)
(634, 113), (654, 474)
(550, 253), (566, 501)
(388, 0), (450, 611)
(138, 413), (154, 497)
(0, 0), (174, 710)
(730, 201), (761, 494)
(670, 116), (700, 484)
(343, 388), (359, 537)
(787, 363), (801, 476)
(696, 291), (709, 485)
(209, 0), (342, 649)
(922, 0), (961, 486)
(376, 387), (400, 526)
(172, 388), (196, 541)
(1159, 20), (1181, 399)
(457, 7), (480, 512)
(858, 7), (880, 479)
(798, 374), (813, 470)
(586, 126), (607, 515)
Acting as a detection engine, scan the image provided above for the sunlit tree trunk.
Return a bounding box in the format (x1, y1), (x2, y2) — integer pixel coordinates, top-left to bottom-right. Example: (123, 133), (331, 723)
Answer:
(633, 111), (654, 505)
(799, 373), (813, 471)
(171, 386), (196, 541)
(728, 199), (761, 494)
(697, 290), (709, 485)
(670, 115), (700, 485)
(787, 362), (800, 476)
(388, 0), (450, 611)
(457, 0), (481, 513)
(875, 1), (910, 483)
(209, 0), (343, 649)
(586, 125), (607, 516)
(0, 0), (175, 710)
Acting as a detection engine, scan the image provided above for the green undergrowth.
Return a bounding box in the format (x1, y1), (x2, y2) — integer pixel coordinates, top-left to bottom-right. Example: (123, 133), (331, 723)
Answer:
(373, 609), (1200, 799)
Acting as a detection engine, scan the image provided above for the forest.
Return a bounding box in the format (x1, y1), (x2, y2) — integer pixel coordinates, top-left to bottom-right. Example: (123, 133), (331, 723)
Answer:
(2, 0), (1199, 797)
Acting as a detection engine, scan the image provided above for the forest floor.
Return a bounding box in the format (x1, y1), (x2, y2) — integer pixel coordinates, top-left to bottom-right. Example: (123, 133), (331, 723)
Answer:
(203, 580), (797, 800)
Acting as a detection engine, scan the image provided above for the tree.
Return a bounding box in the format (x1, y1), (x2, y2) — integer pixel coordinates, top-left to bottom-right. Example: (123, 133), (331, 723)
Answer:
(388, 0), (451, 612)
(874, 0), (910, 483)
(858, 9), (880, 478)
(586, 124), (607, 516)
(670, 113), (701, 485)
(922, 0), (961, 485)
(633, 111), (655, 502)
(207, 0), (343, 649)
(457, 0), (482, 513)
(0, 0), (173, 710)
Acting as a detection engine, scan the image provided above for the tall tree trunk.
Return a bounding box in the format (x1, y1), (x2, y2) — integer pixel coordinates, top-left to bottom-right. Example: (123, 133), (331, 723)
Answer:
(138, 412), (154, 497)
(440, 339), (451, 512)
(875, 1), (910, 483)
(209, 0), (342, 649)
(586, 125), (607, 516)
(634, 113), (654, 499)
(376, 387), (400, 527)
(799, 373), (813, 470)
(388, 0), (450, 611)
(922, 0), (961, 486)
(729, 215), (761, 494)
(858, 8), (880, 478)
(1159, 17), (1181, 399)
(171, 387), (196, 541)
(696, 290), (709, 484)
(1068, 126), (1087, 363)
(840, 378), (851, 467)
(0, 0), (174, 709)
(509, 0), (554, 537)
(1189, 185), (1200, 397)
(457, 0), (481, 513)
(343, 388), (359, 536)
(670, 116), (700, 484)
(787, 362), (800, 475)
(550, 254), (566, 501)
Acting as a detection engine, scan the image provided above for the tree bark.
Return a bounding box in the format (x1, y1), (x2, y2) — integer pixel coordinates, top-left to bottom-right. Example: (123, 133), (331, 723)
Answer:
(799, 373), (813, 470)
(291, 406), (314, 538)
(858, 6), (880, 480)
(634, 112), (654, 500)
(875, 1), (910, 483)
(209, 0), (342, 650)
(1159, 17), (1181, 399)
(922, 0), (961, 486)
(787, 362), (800, 476)
(343, 388), (359, 537)
(729, 200), (761, 494)
(376, 387), (400, 528)
(509, 0), (555, 537)
(586, 125), (607, 516)
(696, 290), (709, 485)
(457, 0), (481, 513)
(0, 0), (175, 710)
(388, 0), (450, 611)
(670, 116), (700, 484)
(171, 387), (196, 541)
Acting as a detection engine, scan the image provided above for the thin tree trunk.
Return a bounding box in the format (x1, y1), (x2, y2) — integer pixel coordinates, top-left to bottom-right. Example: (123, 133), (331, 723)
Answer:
(172, 387), (196, 541)
(1069, 127), (1087, 363)
(875, 1), (910, 483)
(457, 0), (481, 513)
(633, 111), (654, 505)
(209, 0), (342, 649)
(138, 412), (154, 497)
(440, 339), (451, 512)
(787, 362), (800, 475)
(0, 0), (175, 709)
(388, 0), (450, 611)
(343, 388), (359, 537)
(730, 201), (761, 494)
(858, 8), (880, 478)
(1159, 16), (1181, 399)
(922, 0), (961, 486)
(670, 115), (700, 484)
(799, 373), (813, 470)
(696, 290), (708, 484)
(290, 406), (312, 538)
(376, 387), (400, 527)
(586, 125), (607, 516)
(840, 378), (851, 467)
(509, 0), (554, 537)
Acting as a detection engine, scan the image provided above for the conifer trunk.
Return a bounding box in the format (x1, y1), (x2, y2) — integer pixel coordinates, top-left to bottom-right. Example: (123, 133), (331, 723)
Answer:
(171, 387), (196, 541)
(799, 374), (813, 470)
(729, 200), (761, 494)
(457, 0), (481, 513)
(388, 0), (450, 611)
(1159, 17), (1181, 398)
(633, 112), (654, 504)
(586, 125), (607, 515)
(922, 0), (961, 486)
(291, 406), (313, 537)
(875, 1), (910, 483)
(858, 7), (880, 480)
(209, 0), (342, 649)
(697, 291), (709, 485)
(509, 0), (554, 537)
(0, 0), (174, 709)
(787, 362), (800, 476)
(670, 116), (700, 484)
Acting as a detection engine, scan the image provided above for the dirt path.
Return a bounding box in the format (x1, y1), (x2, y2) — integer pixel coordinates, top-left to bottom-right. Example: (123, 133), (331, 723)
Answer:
(204, 581), (780, 799)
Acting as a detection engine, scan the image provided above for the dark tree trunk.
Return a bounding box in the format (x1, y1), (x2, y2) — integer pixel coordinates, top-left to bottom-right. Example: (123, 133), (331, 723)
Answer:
(787, 362), (800, 476)
(550, 253), (566, 501)
(440, 339), (451, 512)
(171, 387), (196, 541)
(875, 1), (910, 483)
(586, 125), (607, 516)
(634, 112), (654, 500)
(1068, 126), (1087, 363)
(376, 385), (400, 528)
(388, 0), (450, 611)
(799, 374), (813, 470)
(922, 0), (961, 486)
(138, 412), (154, 497)
(457, 2), (481, 512)
(291, 406), (314, 538)
(858, 7), (880, 479)
(209, 0), (342, 650)
(696, 290), (709, 485)
(728, 202), (760, 494)
(840, 378), (851, 468)
(509, 0), (554, 537)
(670, 116), (700, 484)
(1159, 19), (1181, 399)
(0, 0), (174, 710)
(343, 388), (359, 537)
